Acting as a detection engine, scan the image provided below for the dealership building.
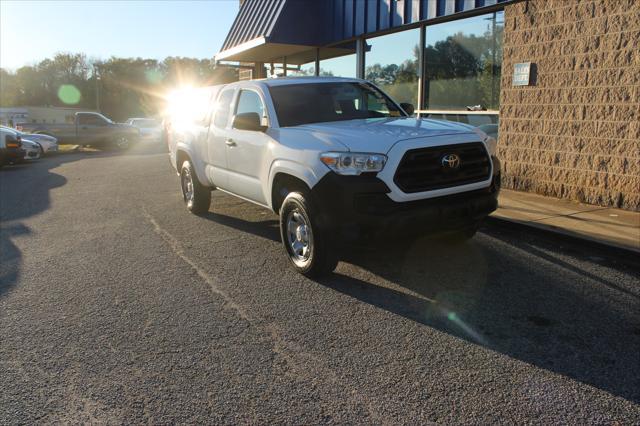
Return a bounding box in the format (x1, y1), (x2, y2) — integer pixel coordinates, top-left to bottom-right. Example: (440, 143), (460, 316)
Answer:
(216, 0), (639, 211)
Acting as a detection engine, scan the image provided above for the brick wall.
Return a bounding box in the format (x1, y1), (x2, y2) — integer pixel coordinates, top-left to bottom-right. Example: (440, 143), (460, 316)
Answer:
(499, 0), (640, 211)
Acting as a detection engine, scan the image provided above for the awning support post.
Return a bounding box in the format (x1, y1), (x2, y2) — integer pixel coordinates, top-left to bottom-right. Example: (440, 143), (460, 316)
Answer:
(417, 25), (426, 115)
(356, 38), (365, 79)
(315, 48), (320, 76)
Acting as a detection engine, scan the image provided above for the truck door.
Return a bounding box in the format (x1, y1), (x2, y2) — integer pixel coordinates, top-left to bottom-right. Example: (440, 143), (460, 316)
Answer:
(77, 113), (109, 144)
(206, 88), (235, 190)
(225, 89), (270, 205)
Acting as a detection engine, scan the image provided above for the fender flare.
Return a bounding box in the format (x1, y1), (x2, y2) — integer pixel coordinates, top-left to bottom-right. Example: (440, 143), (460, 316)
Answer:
(267, 159), (322, 209)
(175, 143), (210, 187)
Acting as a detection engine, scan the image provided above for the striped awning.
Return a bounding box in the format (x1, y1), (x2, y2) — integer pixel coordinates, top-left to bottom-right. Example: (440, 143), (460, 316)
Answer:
(216, 0), (516, 64)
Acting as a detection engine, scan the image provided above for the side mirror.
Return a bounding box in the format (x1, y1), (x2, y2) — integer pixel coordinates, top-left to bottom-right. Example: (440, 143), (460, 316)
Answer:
(233, 112), (267, 132)
(400, 103), (415, 115)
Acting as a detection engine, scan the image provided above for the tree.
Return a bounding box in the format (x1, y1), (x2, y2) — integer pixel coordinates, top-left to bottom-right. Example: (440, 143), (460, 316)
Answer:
(0, 53), (239, 121)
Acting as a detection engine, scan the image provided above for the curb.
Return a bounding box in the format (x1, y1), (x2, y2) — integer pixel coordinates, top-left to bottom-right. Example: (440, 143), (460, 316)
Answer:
(485, 215), (640, 262)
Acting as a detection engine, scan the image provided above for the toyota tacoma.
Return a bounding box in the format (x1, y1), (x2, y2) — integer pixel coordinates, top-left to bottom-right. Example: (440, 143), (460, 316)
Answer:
(168, 77), (500, 276)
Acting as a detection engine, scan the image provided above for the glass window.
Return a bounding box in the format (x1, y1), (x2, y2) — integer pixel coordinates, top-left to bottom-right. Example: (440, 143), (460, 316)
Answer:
(365, 28), (420, 107)
(269, 82), (403, 127)
(319, 44), (357, 78)
(78, 114), (106, 126)
(424, 11), (504, 111)
(287, 62), (316, 77)
(235, 90), (265, 117)
(213, 89), (234, 128)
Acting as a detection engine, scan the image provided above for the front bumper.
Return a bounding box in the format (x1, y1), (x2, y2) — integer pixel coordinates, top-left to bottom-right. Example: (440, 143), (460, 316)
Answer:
(311, 156), (501, 242)
(1, 148), (26, 163)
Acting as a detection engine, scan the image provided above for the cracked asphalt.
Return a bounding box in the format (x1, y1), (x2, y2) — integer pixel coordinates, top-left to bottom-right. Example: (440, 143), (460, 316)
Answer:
(1, 149), (639, 423)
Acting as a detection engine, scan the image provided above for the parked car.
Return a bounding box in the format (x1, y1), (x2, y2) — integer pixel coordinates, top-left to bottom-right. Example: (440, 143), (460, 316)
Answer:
(18, 112), (139, 149)
(125, 118), (162, 142)
(168, 77), (500, 277)
(0, 126), (58, 154)
(0, 127), (25, 167)
(20, 139), (42, 161)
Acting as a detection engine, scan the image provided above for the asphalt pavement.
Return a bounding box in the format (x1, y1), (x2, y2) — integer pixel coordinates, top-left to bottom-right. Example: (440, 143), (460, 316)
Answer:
(1, 149), (639, 423)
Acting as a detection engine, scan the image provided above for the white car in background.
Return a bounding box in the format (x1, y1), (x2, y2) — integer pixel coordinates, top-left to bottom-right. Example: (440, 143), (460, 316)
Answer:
(20, 139), (42, 161)
(1, 126), (58, 154)
(125, 118), (162, 142)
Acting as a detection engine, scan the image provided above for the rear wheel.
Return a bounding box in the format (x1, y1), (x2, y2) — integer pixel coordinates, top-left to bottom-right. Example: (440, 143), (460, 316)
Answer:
(180, 160), (211, 214)
(279, 192), (337, 277)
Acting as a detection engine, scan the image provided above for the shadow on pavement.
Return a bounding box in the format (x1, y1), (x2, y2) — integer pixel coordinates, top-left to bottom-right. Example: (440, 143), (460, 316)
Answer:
(161, 192), (640, 403)
(317, 226), (640, 404)
(202, 211), (280, 243)
(0, 154), (83, 298)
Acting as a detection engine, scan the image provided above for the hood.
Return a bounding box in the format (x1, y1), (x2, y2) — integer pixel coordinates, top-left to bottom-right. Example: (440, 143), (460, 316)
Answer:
(291, 117), (476, 153)
(20, 139), (38, 148)
(24, 133), (56, 142)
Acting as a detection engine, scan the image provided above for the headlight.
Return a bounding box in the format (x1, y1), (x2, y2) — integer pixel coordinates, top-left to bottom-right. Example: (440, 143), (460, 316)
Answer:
(320, 152), (387, 175)
(484, 136), (497, 156)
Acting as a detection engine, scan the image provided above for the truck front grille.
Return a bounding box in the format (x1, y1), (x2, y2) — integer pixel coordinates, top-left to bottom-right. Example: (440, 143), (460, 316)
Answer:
(393, 142), (491, 193)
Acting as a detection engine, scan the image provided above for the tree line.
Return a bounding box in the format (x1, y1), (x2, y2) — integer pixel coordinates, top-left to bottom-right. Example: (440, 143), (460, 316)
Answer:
(0, 53), (238, 121)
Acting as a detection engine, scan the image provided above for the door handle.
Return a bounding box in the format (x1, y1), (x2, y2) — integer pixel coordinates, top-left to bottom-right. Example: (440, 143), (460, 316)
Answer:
(225, 138), (236, 147)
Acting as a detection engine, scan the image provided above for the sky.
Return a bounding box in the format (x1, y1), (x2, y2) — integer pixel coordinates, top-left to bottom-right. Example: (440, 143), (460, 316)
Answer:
(0, 0), (240, 70)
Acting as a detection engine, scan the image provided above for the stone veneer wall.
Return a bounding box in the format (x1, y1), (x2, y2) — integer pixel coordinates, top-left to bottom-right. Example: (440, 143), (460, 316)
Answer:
(498, 0), (639, 211)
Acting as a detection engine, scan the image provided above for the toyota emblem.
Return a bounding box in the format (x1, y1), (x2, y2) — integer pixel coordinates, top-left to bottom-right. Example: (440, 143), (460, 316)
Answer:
(441, 153), (461, 169)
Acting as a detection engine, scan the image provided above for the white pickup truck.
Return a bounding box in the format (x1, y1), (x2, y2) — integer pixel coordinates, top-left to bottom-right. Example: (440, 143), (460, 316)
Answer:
(168, 77), (500, 277)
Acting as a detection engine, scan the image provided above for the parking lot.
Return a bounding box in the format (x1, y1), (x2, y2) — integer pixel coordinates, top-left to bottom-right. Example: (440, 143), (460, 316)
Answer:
(1, 149), (639, 423)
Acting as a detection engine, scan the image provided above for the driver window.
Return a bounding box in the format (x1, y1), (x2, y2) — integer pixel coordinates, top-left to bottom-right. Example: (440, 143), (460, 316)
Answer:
(79, 114), (105, 126)
(235, 90), (265, 118)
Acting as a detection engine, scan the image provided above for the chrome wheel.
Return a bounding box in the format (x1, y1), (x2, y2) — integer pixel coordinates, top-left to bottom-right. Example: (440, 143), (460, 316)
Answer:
(286, 209), (313, 266)
(115, 135), (130, 149)
(181, 166), (194, 206)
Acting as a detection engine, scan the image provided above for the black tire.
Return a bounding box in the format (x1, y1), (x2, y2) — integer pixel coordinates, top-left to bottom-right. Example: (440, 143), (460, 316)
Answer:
(113, 134), (131, 150)
(279, 192), (338, 277)
(180, 160), (211, 214)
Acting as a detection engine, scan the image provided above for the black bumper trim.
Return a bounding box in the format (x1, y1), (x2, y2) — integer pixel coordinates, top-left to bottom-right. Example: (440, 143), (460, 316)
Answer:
(311, 156), (500, 241)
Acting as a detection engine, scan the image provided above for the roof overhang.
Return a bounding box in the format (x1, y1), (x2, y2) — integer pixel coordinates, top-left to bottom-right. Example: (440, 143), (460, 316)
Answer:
(215, 37), (355, 65)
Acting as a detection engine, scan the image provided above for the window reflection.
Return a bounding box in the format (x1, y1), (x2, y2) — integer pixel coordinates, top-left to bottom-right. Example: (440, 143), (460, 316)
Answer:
(424, 11), (504, 111)
(365, 28), (420, 107)
(319, 43), (357, 78)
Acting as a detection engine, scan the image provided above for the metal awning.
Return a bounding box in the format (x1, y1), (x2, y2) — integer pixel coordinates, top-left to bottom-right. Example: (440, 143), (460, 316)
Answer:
(215, 0), (335, 64)
(216, 0), (516, 65)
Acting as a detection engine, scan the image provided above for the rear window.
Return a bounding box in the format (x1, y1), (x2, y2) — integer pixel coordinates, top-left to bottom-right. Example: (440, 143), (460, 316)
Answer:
(268, 82), (403, 127)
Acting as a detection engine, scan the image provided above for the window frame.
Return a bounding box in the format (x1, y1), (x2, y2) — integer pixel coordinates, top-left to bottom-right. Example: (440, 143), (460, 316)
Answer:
(232, 88), (270, 130)
(212, 88), (237, 130)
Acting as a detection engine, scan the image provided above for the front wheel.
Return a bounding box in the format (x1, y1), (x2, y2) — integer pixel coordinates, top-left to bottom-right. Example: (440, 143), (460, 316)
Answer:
(279, 192), (337, 277)
(113, 135), (131, 150)
(180, 160), (211, 214)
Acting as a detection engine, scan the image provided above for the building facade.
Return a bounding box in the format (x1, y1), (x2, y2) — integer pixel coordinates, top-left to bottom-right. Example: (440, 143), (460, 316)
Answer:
(216, 0), (639, 211)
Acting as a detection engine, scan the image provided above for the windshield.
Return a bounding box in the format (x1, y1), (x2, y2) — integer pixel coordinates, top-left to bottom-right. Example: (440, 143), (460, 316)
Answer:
(268, 82), (404, 127)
